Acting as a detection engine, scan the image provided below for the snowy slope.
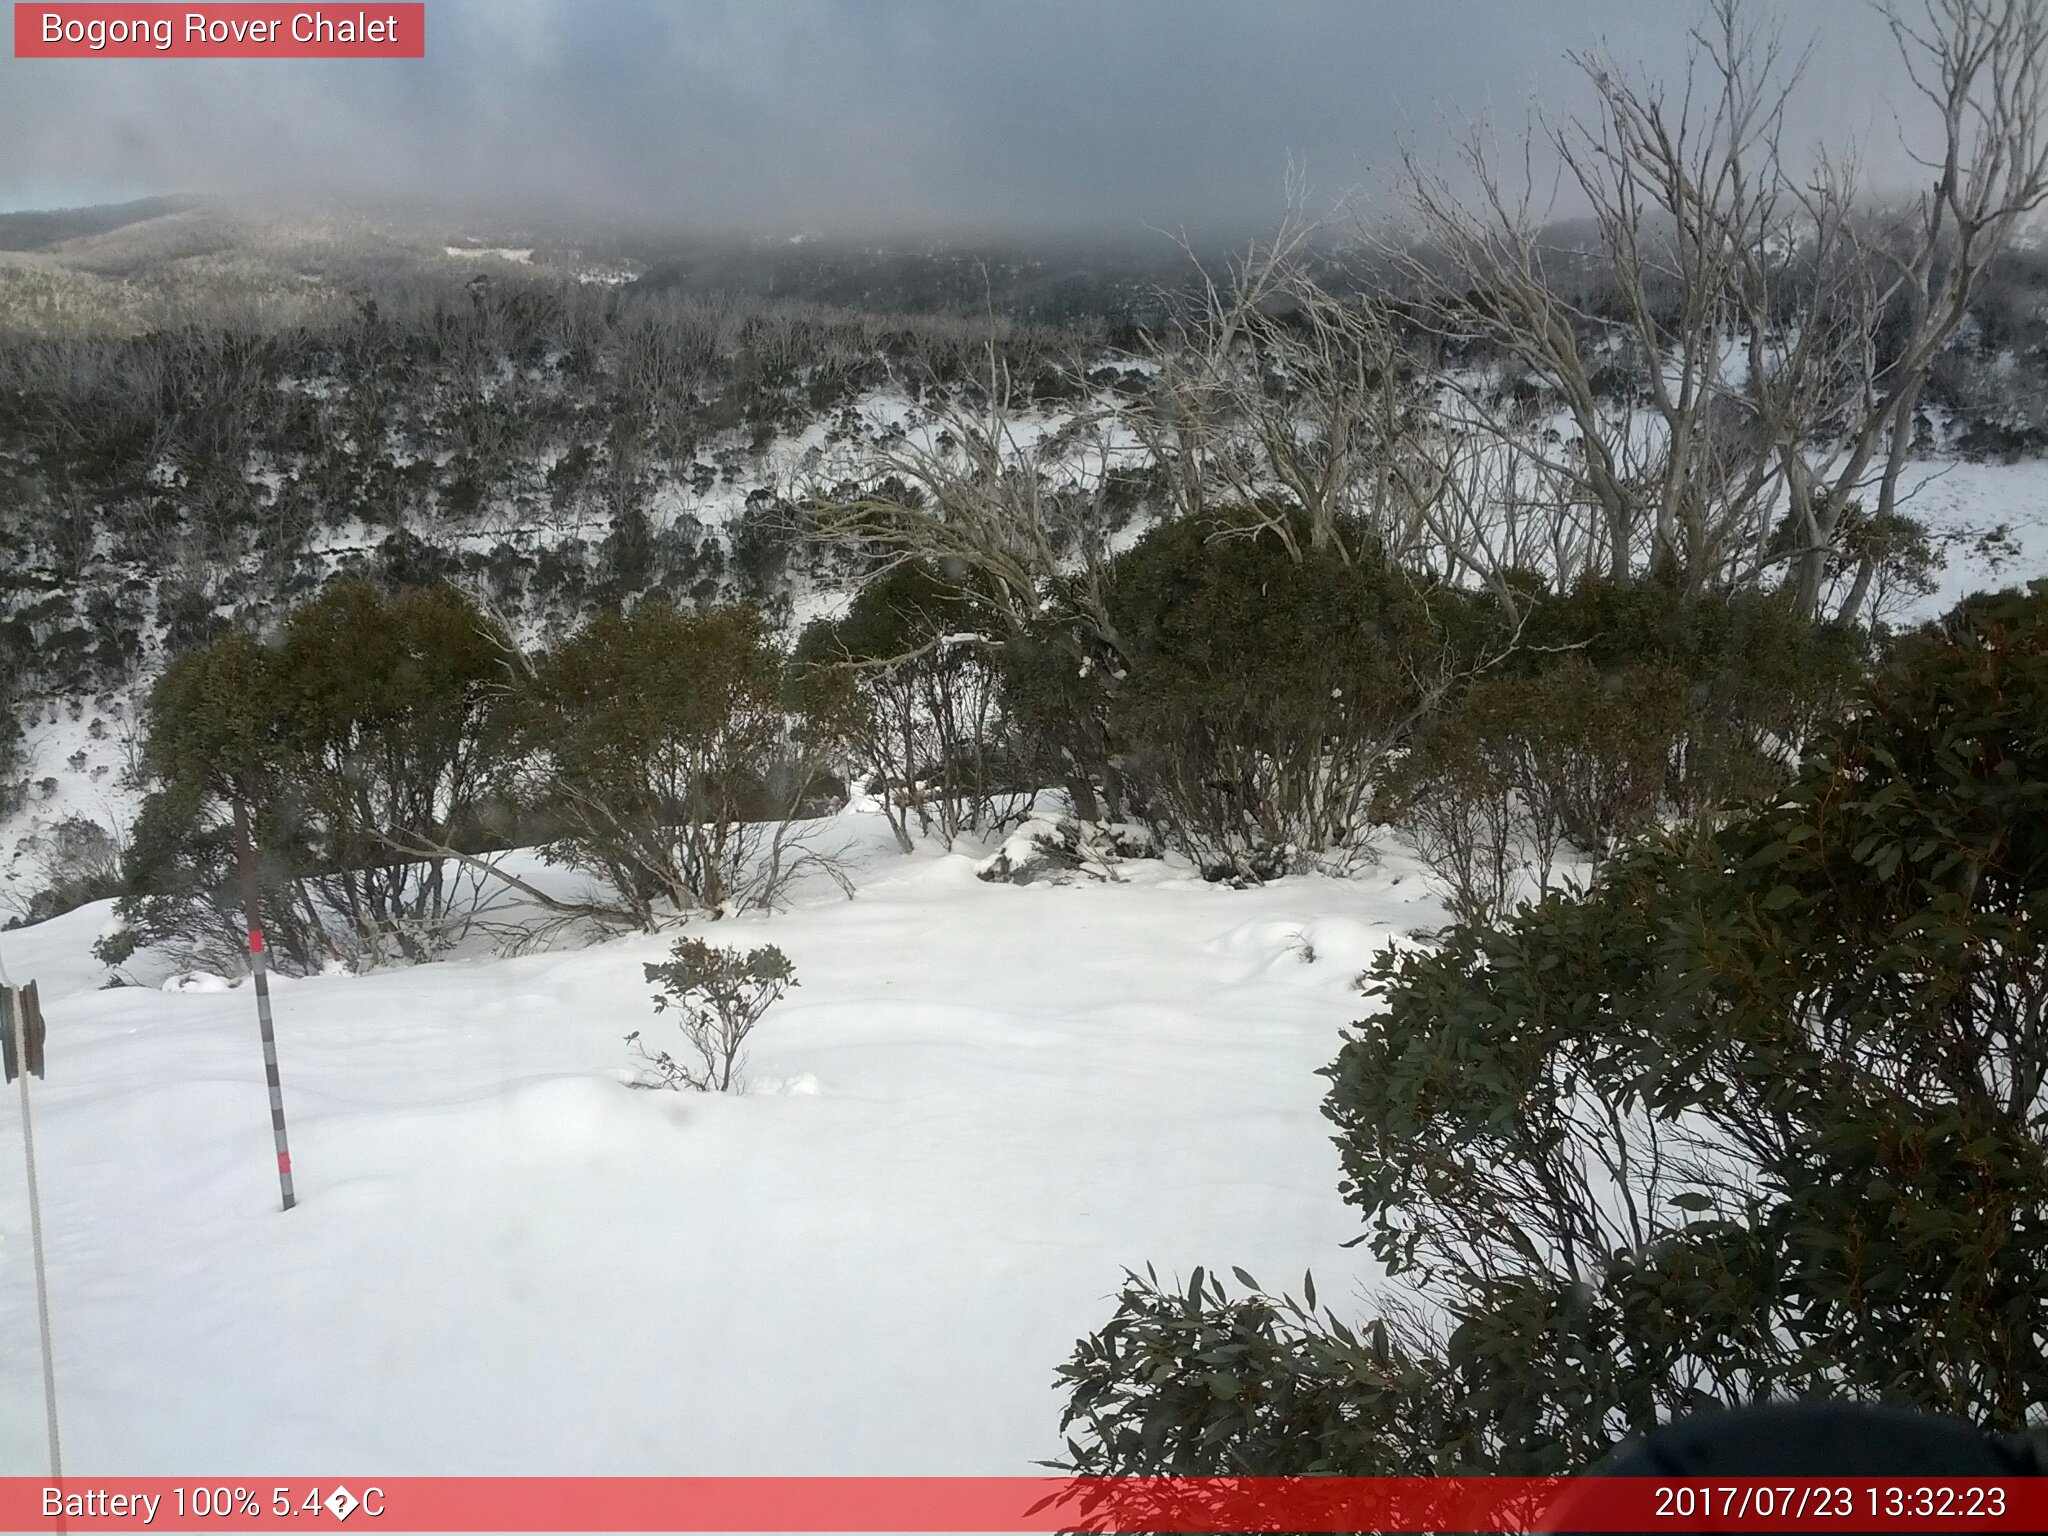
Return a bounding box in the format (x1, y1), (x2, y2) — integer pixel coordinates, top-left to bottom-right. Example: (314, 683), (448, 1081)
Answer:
(0, 817), (1438, 1475)
(0, 386), (1126, 913)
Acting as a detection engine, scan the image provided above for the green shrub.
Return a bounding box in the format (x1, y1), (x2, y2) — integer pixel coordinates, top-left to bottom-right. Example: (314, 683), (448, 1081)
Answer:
(1389, 657), (1692, 923)
(992, 614), (1128, 825)
(1389, 582), (1868, 921)
(1514, 578), (1865, 816)
(511, 602), (810, 924)
(101, 627), (314, 973)
(795, 561), (1026, 851)
(102, 580), (510, 973)
(1099, 510), (1442, 879)
(629, 938), (799, 1093)
(1058, 581), (2048, 1476)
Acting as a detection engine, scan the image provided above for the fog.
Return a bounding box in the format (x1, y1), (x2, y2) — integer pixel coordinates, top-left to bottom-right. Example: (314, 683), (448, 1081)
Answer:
(0, 0), (1917, 241)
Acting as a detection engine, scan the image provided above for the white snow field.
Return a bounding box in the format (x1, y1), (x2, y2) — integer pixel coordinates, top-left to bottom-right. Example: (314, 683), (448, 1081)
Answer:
(0, 816), (1439, 1475)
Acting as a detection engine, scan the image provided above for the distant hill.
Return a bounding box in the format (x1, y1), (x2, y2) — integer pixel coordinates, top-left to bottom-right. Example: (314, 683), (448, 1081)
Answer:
(0, 195), (198, 252)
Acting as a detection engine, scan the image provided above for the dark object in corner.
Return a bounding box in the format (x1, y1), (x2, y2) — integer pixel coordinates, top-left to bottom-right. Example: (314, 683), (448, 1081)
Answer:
(1547, 1402), (2046, 1535)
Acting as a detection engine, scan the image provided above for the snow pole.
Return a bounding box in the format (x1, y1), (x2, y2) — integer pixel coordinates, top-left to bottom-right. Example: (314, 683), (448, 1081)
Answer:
(233, 800), (297, 1212)
(1, 958), (61, 1482)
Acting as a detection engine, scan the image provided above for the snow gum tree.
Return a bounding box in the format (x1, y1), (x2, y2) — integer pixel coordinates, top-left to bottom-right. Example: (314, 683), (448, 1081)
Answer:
(1393, 0), (2048, 621)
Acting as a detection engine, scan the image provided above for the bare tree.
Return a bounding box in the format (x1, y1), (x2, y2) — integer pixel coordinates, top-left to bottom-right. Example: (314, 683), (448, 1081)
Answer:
(1112, 177), (1595, 625)
(1797, 0), (2048, 616)
(802, 343), (1132, 815)
(1388, 0), (2048, 620)
(1116, 175), (1460, 572)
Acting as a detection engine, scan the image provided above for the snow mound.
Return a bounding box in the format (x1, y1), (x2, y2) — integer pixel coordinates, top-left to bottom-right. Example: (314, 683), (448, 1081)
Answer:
(975, 817), (1161, 886)
(749, 1073), (824, 1097)
(161, 970), (235, 994)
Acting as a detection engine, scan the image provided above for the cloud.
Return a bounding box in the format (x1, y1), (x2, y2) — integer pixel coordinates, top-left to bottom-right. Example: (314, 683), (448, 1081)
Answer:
(0, 0), (1911, 239)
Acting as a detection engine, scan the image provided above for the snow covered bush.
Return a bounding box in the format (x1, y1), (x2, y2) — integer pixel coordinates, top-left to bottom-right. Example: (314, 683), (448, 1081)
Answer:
(1059, 582), (2048, 1474)
(15, 815), (123, 923)
(975, 816), (1159, 886)
(630, 937), (798, 1093)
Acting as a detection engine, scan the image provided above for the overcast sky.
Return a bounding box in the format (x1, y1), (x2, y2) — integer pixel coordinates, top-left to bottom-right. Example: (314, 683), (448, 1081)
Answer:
(0, 1), (1917, 240)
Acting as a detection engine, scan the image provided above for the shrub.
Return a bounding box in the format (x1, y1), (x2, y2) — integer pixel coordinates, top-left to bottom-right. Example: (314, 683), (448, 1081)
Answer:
(1099, 510), (1442, 879)
(269, 579), (512, 962)
(510, 602), (812, 925)
(1514, 578), (1865, 817)
(17, 816), (123, 923)
(1381, 717), (1522, 928)
(992, 616), (1130, 825)
(1490, 659), (1690, 854)
(375, 530), (459, 589)
(795, 561), (1027, 851)
(1058, 581), (2048, 1475)
(103, 581), (511, 973)
(630, 938), (798, 1092)
(1390, 657), (1691, 923)
(1390, 583), (1869, 923)
(595, 503), (657, 603)
(1057, 1267), (1471, 1477)
(731, 502), (796, 602)
(0, 674), (22, 804)
(99, 628), (315, 974)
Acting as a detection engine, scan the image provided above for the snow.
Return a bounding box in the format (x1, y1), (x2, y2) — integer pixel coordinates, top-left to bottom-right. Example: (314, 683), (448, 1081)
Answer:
(0, 701), (140, 923)
(0, 816), (1439, 1474)
(5, 392), (2046, 1481)
(1893, 455), (2048, 619)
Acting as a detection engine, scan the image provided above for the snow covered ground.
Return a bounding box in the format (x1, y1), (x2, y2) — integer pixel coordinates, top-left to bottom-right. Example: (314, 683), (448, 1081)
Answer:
(1893, 455), (2048, 618)
(0, 817), (1436, 1475)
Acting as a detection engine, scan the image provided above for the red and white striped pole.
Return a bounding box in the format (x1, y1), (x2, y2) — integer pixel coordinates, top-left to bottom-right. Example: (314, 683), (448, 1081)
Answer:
(233, 799), (297, 1212)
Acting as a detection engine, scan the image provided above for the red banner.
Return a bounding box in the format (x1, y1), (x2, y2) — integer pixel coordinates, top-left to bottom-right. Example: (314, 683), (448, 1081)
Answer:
(0, 1476), (2042, 1532)
(13, 4), (424, 58)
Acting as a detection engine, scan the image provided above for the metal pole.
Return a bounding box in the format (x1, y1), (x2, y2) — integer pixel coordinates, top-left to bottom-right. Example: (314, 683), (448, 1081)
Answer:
(233, 800), (297, 1211)
(6, 985), (61, 1479)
